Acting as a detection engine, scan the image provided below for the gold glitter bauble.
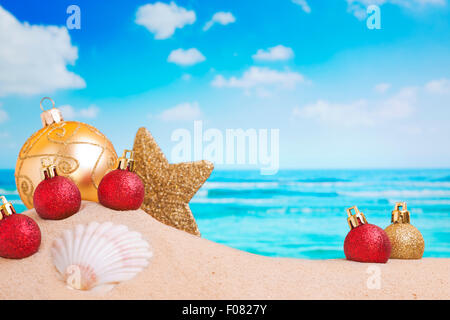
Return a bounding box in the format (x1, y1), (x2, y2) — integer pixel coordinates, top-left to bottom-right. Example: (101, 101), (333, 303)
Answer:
(385, 202), (425, 259)
(385, 223), (425, 259)
(133, 127), (213, 236)
(15, 121), (118, 209)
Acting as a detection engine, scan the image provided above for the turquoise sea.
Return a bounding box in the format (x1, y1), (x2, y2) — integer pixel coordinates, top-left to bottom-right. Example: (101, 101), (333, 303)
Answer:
(2, 169), (450, 259)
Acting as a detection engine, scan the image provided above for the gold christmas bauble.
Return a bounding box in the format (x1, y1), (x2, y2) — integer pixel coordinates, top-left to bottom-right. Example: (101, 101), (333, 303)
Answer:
(385, 223), (424, 259)
(15, 120), (117, 209)
(385, 202), (425, 259)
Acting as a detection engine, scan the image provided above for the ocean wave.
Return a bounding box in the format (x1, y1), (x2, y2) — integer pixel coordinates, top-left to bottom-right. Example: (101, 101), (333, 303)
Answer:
(295, 178), (350, 183)
(339, 189), (450, 198)
(205, 189), (339, 198)
(0, 188), (18, 195)
(290, 181), (450, 188)
(196, 190), (208, 197)
(398, 181), (450, 188)
(407, 199), (450, 205)
(191, 197), (277, 205)
(203, 180), (450, 191)
(287, 181), (365, 188)
(433, 175), (450, 182)
(292, 246), (343, 252)
(203, 182), (279, 189)
(203, 181), (363, 190)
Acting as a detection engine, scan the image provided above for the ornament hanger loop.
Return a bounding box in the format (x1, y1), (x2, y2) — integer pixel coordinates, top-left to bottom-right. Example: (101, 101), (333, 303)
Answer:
(346, 206), (359, 217)
(392, 201), (411, 224)
(40, 97), (63, 127)
(346, 206), (368, 229)
(123, 149), (134, 159)
(40, 157), (58, 180)
(0, 195), (16, 219)
(117, 149), (136, 172)
(40, 97), (56, 111)
(394, 202), (407, 212)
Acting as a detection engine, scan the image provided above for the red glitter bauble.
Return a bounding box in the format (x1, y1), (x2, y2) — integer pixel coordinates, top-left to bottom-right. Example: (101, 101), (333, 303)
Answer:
(33, 176), (81, 220)
(344, 224), (391, 263)
(0, 214), (41, 259)
(98, 169), (145, 211)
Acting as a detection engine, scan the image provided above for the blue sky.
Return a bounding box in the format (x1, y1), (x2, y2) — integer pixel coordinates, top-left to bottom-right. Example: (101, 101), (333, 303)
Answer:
(0, 0), (449, 169)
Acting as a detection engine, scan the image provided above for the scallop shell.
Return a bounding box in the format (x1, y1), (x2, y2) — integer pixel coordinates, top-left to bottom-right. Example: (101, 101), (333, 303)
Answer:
(51, 221), (152, 293)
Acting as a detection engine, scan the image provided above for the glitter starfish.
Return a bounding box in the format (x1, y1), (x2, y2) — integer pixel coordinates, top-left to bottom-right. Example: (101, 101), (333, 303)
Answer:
(132, 127), (213, 236)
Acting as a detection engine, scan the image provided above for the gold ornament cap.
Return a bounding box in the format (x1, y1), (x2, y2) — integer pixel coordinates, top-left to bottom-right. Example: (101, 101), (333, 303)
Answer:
(40, 97), (64, 127)
(117, 150), (136, 172)
(391, 202), (410, 224)
(0, 196), (16, 220)
(40, 158), (58, 180)
(346, 206), (368, 230)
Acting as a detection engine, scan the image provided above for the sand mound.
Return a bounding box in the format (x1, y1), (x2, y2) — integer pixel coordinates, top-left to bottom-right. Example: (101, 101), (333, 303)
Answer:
(0, 201), (448, 300)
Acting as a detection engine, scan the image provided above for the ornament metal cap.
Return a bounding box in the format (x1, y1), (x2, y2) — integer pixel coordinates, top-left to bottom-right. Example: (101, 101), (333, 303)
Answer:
(0, 196), (16, 220)
(40, 97), (64, 127)
(346, 206), (368, 230)
(40, 158), (58, 180)
(391, 202), (411, 224)
(117, 150), (135, 172)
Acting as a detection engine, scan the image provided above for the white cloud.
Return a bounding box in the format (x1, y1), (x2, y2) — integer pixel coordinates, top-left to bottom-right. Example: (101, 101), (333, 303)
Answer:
(252, 45), (294, 61)
(346, 0), (446, 19)
(294, 99), (372, 126)
(59, 105), (76, 119)
(396, 0), (446, 7)
(254, 88), (273, 98)
(292, 0), (312, 13)
(159, 102), (202, 121)
(374, 82), (391, 93)
(59, 105), (100, 120)
(212, 67), (306, 93)
(203, 12), (236, 31)
(293, 87), (417, 127)
(346, 0), (384, 19)
(379, 87), (417, 118)
(425, 78), (450, 94)
(0, 6), (85, 96)
(168, 48), (206, 66)
(79, 105), (100, 118)
(135, 2), (196, 39)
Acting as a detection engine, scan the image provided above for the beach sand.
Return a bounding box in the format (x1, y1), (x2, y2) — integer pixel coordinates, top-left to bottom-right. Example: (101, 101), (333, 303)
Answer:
(0, 201), (448, 300)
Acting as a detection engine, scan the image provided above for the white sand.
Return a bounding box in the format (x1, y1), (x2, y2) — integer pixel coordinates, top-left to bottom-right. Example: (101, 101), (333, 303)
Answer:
(0, 201), (448, 300)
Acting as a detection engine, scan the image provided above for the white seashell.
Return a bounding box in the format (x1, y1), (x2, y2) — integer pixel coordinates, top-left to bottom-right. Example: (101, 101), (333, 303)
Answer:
(51, 221), (152, 293)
